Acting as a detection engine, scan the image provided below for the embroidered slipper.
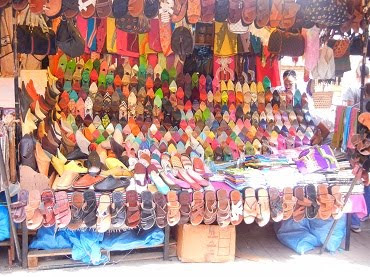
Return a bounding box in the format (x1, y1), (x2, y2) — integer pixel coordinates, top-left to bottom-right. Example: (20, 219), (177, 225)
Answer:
(79, 0), (96, 18)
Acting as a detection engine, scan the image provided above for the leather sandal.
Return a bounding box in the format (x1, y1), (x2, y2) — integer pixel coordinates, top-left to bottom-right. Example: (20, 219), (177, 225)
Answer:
(256, 188), (270, 227)
(167, 191), (181, 226)
(41, 189), (56, 227)
(140, 191), (156, 230)
(153, 192), (168, 228)
(111, 191), (126, 228)
(230, 190), (243, 225)
(293, 186), (311, 222)
(243, 187), (258, 224)
(68, 192), (84, 230)
(178, 191), (191, 224)
(268, 187), (283, 222)
(317, 184), (335, 220)
(96, 194), (111, 233)
(204, 191), (217, 224)
(53, 191), (72, 228)
(126, 190), (141, 228)
(82, 190), (97, 227)
(282, 187), (296, 220)
(329, 185), (344, 220)
(190, 191), (204, 226)
(10, 189), (28, 224)
(217, 189), (231, 227)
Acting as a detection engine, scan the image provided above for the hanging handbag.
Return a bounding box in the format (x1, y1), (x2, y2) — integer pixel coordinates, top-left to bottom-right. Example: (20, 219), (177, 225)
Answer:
(17, 11), (56, 55)
(56, 18), (85, 58)
(303, 0), (350, 26)
(268, 29), (305, 57)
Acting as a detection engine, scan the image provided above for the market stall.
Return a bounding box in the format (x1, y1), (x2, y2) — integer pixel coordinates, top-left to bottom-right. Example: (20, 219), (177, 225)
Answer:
(0, 0), (369, 268)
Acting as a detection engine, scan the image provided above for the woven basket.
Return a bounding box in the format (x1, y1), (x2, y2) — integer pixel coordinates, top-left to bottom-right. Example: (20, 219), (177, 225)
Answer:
(312, 91), (334, 109)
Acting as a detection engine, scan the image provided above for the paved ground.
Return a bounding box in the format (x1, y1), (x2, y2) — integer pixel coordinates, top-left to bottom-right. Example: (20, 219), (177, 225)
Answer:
(1, 220), (369, 276)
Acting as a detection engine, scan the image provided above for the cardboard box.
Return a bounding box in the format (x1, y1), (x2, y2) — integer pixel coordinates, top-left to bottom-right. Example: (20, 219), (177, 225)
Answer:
(176, 224), (235, 263)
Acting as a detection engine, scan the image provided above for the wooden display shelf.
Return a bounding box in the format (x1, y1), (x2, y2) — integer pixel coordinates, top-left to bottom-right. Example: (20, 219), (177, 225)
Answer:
(0, 238), (15, 266)
(25, 225), (176, 269)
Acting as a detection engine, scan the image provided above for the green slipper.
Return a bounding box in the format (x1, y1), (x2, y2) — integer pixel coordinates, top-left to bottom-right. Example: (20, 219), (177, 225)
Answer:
(202, 108), (211, 121)
(139, 55), (147, 67)
(81, 70), (91, 92)
(93, 59), (101, 72)
(168, 67), (177, 82)
(64, 59), (76, 81)
(106, 72), (114, 87)
(98, 73), (106, 88)
(84, 59), (93, 73)
(263, 76), (271, 91)
(96, 133), (105, 144)
(192, 72), (199, 88)
(161, 69), (169, 82)
(57, 54), (68, 72)
(154, 95), (162, 108)
(155, 88), (163, 99)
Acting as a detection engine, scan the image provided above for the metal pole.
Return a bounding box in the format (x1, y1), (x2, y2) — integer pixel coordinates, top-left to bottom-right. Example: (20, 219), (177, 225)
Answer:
(0, 143), (22, 262)
(320, 177), (358, 254)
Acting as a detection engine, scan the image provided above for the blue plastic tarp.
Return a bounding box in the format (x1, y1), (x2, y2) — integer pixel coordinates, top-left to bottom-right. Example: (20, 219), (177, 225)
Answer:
(0, 193), (10, 242)
(274, 216), (346, 254)
(30, 227), (164, 265)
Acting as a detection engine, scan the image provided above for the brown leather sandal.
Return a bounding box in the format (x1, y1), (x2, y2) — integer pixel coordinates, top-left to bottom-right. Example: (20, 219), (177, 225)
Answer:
(190, 191), (204, 225)
(330, 185), (344, 220)
(217, 189), (231, 227)
(204, 191), (217, 224)
(126, 190), (141, 228)
(282, 187), (296, 220)
(317, 184), (335, 220)
(293, 186), (311, 222)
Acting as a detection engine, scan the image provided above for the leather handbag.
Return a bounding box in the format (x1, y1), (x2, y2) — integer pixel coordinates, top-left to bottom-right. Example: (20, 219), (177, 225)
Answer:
(56, 19), (85, 58)
(303, 0), (350, 26)
(268, 29), (305, 57)
(17, 12), (56, 55)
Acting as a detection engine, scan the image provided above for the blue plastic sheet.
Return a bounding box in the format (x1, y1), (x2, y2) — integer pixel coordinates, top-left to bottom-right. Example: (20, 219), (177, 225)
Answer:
(274, 216), (347, 254)
(30, 227), (164, 265)
(0, 193), (10, 242)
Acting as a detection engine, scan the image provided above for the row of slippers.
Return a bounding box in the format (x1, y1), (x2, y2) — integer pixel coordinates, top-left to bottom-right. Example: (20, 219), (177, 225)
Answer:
(10, 183), (344, 233)
(7, 0), (305, 31)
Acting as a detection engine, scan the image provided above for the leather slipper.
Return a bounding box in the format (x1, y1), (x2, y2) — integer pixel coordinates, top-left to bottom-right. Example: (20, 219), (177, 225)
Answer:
(243, 187), (257, 224)
(96, 194), (111, 232)
(111, 191), (126, 228)
(153, 192), (168, 228)
(217, 189), (231, 227)
(167, 191), (181, 226)
(126, 190), (141, 228)
(256, 188), (270, 227)
(82, 190), (97, 227)
(25, 190), (44, 230)
(178, 191), (191, 224)
(41, 189), (56, 228)
(230, 190), (243, 225)
(68, 192), (84, 230)
(140, 191), (156, 230)
(53, 191), (72, 228)
(10, 189), (28, 224)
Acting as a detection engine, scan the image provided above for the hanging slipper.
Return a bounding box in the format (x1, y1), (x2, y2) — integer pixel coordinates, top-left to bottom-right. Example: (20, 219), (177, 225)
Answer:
(25, 190), (44, 230)
(190, 191), (204, 226)
(241, 0), (256, 25)
(171, 0), (187, 22)
(153, 192), (168, 228)
(268, 187), (283, 222)
(68, 192), (84, 230)
(254, 0), (270, 28)
(216, 189), (231, 227)
(82, 190), (97, 227)
(144, 0), (160, 18)
(203, 191), (217, 224)
(140, 191), (156, 230)
(256, 188), (270, 227)
(282, 187), (296, 220)
(243, 187), (258, 224)
(79, 0), (97, 18)
(317, 184), (335, 220)
(167, 191), (181, 226)
(292, 186), (311, 222)
(230, 190), (243, 225)
(10, 189), (28, 224)
(53, 191), (72, 229)
(330, 185), (344, 220)
(96, 194), (111, 232)
(41, 189), (56, 227)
